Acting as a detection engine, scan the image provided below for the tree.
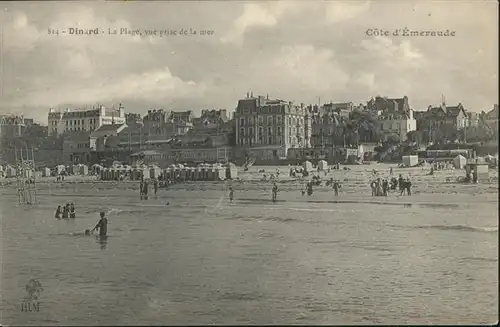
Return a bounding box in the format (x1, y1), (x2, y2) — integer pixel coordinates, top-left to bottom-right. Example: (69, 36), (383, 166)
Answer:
(344, 110), (380, 144)
(406, 130), (425, 145)
(385, 133), (401, 145)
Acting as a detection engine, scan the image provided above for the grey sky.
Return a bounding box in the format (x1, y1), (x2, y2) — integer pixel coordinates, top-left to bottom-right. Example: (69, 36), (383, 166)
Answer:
(1, 0), (498, 123)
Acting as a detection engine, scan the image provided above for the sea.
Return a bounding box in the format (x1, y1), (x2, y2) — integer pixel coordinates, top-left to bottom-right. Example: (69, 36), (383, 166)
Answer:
(1, 165), (498, 325)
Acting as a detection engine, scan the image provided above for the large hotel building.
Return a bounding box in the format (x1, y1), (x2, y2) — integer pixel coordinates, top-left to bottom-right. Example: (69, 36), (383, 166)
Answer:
(234, 94), (311, 158)
(48, 104), (126, 136)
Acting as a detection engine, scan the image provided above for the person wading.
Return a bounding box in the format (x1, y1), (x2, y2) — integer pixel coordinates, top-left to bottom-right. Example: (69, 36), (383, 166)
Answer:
(54, 205), (62, 219)
(272, 183), (278, 202)
(62, 203), (70, 219)
(69, 202), (76, 218)
(91, 211), (108, 237)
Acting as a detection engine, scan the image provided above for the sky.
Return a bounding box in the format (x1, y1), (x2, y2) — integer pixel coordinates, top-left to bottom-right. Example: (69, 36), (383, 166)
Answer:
(0, 0), (498, 123)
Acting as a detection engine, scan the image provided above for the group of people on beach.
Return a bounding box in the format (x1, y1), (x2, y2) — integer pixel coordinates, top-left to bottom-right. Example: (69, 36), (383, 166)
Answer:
(370, 173), (412, 196)
(55, 202), (76, 219)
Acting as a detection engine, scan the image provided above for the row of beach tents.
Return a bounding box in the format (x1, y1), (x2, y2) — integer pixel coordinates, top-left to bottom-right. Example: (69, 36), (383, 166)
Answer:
(99, 163), (238, 181)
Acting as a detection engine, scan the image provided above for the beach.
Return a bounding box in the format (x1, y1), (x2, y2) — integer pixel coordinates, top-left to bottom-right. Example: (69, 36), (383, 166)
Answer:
(1, 164), (498, 325)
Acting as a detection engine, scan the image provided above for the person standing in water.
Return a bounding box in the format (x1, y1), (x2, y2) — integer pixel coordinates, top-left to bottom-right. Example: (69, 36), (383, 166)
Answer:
(55, 205), (62, 219)
(229, 186), (234, 203)
(92, 211), (108, 237)
(70, 203), (76, 218)
(272, 183), (278, 202)
(62, 203), (69, 218)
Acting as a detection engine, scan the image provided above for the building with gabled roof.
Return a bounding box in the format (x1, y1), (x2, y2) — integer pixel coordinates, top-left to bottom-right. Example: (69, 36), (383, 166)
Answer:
(89, 123), (128, 151)
(444, 103), (468, 129)
(367, 95), (411, 116)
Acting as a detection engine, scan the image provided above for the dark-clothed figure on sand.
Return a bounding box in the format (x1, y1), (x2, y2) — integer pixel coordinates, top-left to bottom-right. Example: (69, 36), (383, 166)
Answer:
(229, 187), (234, 203)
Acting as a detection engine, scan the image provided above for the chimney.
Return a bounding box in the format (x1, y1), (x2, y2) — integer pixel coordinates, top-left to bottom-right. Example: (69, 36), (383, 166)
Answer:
(118, 103), (124, 118)
(251, 92), (253, 97)
(246, 92), (249, 98)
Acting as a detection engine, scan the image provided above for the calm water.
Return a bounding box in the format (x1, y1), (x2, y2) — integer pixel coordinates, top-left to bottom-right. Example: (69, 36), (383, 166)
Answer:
(1, 172), (498, 325)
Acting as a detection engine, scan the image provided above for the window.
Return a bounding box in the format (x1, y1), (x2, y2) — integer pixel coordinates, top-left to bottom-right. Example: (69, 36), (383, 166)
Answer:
(267, 116), (273, 125)
(277, 127), (281, 136)
(268, 136), (272, 144)
(240, 118), (244, 127)
(258, 116), (263, 125)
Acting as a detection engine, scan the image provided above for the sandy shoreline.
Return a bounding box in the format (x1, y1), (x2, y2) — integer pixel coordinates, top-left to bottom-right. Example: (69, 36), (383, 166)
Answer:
(1, 164), (497, 207)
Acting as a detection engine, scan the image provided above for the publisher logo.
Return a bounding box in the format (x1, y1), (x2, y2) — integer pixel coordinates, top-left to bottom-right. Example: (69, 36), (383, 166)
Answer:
(20, 279), (43, 312)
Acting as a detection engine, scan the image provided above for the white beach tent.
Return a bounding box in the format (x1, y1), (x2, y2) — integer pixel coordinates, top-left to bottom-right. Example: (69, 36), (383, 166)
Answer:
(317, 160), (328, 171)
(452, 154), (467, 169)
(302, 160), (313, 172)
